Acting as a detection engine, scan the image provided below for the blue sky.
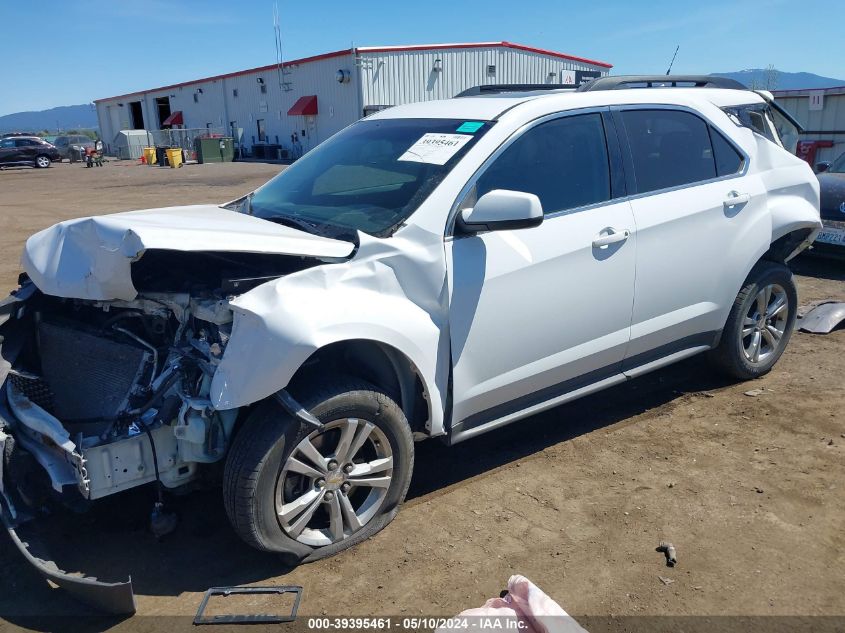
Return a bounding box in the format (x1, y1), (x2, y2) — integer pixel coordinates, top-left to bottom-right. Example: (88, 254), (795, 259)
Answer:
(0, 0), (842, 116)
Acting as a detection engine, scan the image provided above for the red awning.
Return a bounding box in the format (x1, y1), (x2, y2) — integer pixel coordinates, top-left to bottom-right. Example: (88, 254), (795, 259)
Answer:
(287, 96), (318, 116)
(162, 111), (183, 126)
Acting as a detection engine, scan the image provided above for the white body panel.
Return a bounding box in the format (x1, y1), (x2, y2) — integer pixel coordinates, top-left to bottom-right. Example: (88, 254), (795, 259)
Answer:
(447, 200), (636, 425)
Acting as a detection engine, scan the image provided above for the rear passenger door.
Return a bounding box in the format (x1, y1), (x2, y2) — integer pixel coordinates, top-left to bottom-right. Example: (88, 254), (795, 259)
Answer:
(615, 107), (769, 367)
(14, 139), (38, 163)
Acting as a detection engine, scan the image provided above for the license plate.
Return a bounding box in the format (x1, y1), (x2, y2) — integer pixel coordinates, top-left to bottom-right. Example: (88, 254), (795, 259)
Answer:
(816, 227), (845, 245)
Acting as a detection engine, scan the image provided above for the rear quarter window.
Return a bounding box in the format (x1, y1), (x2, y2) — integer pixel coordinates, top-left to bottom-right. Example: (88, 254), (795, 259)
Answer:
(709, 127), (744, 176)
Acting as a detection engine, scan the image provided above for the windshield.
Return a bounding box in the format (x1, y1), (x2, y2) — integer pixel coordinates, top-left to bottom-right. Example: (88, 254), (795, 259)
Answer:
(247, 118), (492, 237)
(831, 153), (845, 173)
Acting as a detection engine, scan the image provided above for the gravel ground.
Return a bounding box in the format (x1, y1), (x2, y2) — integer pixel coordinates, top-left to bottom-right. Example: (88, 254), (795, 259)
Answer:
(0, 160), (842, 632)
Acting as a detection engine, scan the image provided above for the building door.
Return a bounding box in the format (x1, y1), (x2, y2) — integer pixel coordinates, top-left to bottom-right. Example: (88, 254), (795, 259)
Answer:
(155, 97), (171, 129)
(257, 119), (266, 143)
(129, 101), (145, 130)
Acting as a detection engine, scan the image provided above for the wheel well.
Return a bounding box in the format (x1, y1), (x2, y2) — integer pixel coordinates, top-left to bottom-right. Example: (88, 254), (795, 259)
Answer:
(763, 228), (813, 264)
(288, 340), (431, 436)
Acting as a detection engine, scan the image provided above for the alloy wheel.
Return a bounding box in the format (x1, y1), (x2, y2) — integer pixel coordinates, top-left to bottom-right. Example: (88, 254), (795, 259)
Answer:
(276, 418), (393, 546)
(740, 283), (789, 364)
(36, 156), (50, 168)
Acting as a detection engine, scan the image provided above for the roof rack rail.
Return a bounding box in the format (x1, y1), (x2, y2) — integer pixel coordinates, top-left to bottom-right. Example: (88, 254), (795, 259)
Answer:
(576, 75), (747, 92)
(455, 84), (572, 98)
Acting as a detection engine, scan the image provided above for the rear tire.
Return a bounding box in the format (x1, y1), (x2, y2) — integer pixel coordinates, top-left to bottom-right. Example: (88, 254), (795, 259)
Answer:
(708, 261), (797, 380)
(223, 376), (413, 562)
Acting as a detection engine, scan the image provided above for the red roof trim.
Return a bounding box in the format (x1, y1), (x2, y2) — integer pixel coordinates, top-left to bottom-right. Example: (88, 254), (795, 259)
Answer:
(357, 41), (612, 69)
(94, 48), (352, 103)
(288, 95), (318, 116)
(94, 41), (612, 103)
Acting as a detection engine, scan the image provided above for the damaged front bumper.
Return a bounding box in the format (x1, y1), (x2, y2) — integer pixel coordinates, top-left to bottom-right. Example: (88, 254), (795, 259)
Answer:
(0, 414), (136, 615)
(0, 283), (229, 616)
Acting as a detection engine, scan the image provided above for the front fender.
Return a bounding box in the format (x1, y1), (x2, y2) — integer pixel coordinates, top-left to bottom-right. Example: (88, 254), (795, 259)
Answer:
(210, 230), (450, 436)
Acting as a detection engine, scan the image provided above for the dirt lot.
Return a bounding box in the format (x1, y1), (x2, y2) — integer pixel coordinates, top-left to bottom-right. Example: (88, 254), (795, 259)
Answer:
(0, 160), (843, 631)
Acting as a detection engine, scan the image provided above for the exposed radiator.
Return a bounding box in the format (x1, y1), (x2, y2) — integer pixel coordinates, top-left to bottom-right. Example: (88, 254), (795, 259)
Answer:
(38, 322), (152, 421)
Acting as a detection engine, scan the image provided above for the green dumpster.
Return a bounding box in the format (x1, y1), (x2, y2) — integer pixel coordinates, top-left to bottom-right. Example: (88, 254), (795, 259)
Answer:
(195, 137), (235, 163)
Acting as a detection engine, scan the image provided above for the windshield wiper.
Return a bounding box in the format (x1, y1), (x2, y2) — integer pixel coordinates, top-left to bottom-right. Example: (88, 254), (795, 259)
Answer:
(266, 214), (328, 236)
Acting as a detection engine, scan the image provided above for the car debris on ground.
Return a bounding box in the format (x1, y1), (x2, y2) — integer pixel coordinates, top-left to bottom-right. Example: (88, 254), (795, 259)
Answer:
(656, 542), (678, 567)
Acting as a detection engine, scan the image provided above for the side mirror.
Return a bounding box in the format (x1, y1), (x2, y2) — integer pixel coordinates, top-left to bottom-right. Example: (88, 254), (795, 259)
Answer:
(458, 189), (543, 233)
(816, 161), (831, 173)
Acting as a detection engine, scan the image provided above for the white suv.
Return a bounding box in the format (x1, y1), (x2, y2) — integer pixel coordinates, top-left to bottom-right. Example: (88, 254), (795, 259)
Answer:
(0, 76), (821, 611)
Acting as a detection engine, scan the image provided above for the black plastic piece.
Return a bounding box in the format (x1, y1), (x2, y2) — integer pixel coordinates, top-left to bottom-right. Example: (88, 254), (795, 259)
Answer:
(576, 75), (748, 92)
(455, 84), (570, 98)
(193, 586), (302, 625)
(274, 390), (323, 429)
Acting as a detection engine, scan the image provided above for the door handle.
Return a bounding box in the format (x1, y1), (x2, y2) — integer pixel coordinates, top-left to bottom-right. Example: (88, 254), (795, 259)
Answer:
(592, 228), (630, 249)
(723, 191), (751, 208)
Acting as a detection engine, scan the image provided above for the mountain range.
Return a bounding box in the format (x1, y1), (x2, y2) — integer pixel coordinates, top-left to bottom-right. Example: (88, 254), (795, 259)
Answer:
(710, 69), (844, 90)
(0, 104), (98, 133)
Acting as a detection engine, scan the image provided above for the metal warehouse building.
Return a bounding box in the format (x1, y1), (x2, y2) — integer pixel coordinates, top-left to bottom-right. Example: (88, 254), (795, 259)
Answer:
(94, 42), (611, 158)
(774, 85), (845, 166)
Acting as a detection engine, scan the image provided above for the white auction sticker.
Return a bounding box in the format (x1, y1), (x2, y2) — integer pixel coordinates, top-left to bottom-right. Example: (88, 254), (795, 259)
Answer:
(398, 133), (473, 165)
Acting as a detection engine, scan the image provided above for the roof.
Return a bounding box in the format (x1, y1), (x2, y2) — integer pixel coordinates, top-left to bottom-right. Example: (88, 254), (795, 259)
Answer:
(94, 42), (612, 104)
(370, 87), (763, 122)
(772, 85), (845, 97)
(356, 41), (612, 68)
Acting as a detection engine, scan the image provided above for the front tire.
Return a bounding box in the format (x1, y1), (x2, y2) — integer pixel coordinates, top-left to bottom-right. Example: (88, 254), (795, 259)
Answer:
(223, 377), (414, 562)
(709, 261), (797, 380)
(34, 155), (51, 168)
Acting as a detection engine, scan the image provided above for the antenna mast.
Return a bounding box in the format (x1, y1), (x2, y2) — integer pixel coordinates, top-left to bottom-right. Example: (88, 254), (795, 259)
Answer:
(273, 3), (292, 91)
(665, 45), (680, 75)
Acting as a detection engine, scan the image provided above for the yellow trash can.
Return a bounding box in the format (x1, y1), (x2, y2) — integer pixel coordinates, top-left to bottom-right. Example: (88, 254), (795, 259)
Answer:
(143, 147), (157, 165)
(165, 148), (183, 169)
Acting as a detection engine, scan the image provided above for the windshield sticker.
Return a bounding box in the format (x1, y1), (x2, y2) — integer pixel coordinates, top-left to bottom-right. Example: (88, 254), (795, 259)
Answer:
(456, 121), (484, 133)
(398, 133), (473, 165)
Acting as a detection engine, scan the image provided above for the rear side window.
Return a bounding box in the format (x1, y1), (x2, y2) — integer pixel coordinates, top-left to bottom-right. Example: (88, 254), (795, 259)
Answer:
(709, 127), (744, 176)
(622, 109), (717, 193)
(475, 113), (611, 214)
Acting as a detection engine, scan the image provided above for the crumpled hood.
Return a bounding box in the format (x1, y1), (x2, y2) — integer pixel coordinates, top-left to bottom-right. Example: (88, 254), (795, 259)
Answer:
(22, 204), (355, 301)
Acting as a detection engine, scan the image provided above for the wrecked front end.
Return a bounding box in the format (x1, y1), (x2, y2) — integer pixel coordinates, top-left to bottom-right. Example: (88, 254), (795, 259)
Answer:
(0, 206), (356, 613)
(0, 280), (244, 613)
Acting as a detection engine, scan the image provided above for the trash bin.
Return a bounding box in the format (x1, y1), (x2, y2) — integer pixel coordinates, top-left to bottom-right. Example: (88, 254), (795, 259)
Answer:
(143, 147), (157, 165)
(195, 137), (235, 164)
(165, 148), (183, 169)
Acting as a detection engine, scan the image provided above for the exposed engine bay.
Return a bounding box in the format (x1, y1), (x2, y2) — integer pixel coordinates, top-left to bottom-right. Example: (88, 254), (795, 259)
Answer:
(4, 287), (235, 502)
(1, 248), (322, 506)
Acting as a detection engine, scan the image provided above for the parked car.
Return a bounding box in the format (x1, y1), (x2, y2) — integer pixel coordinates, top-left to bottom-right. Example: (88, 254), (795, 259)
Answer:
(812, 152), (845, 254)
(0, 135), (61, 168)
(0, 76), (820, 613)
(53, 134), (94, 162)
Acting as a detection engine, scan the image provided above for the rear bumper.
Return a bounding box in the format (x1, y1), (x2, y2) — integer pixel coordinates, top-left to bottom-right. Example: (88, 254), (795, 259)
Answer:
(810, 219), (845, 257)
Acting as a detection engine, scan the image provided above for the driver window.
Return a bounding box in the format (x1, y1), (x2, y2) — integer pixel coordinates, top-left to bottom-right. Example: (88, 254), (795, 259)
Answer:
(471, 113), (612, 215)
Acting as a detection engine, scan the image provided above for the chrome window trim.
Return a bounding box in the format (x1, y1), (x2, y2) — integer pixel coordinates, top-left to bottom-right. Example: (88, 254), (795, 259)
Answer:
(611, 104), (750, 203)
(445, 103), (751, 239)
(445, 106), (613, 237)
